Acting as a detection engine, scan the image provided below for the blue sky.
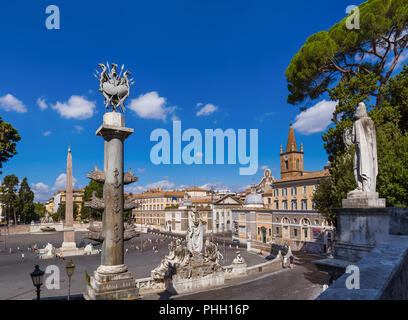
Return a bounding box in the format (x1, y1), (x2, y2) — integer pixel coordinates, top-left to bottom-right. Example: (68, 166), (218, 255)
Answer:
(0, 0), (368, 201)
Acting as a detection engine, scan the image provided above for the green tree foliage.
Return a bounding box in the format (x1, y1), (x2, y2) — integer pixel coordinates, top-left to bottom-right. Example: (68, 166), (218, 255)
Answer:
(17, 177), (37, 223)
(0, 117), (21, 174)
(287, 0), (408, 222)
(34, 202), (46, 218)
(286, 0), (408, 109)
(56, 202), (79, 221)
(0, 175), (19, 225)
(80, 180), (103, 221)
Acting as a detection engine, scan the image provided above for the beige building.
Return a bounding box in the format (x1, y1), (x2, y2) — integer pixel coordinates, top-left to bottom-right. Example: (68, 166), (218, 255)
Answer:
(132, 188), (185, 230)
(44, 188), (85, 219)
(232, 125), (334, 254)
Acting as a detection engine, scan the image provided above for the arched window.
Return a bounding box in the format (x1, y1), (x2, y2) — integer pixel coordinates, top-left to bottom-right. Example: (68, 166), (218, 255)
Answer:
(282, 217), (290, 224)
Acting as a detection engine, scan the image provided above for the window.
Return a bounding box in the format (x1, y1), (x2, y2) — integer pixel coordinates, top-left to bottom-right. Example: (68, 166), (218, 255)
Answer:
(293, 218), (297, 224)
(296, 159), (299, 170)
(313, 185), (318, 191)
(274, 200), (279, 210)
(312, 201), (316, 209)
(268, 228), (271, 236)
(302, 186), (307, 195)
(276, 227), (280, 234)
(283, 200), (288, 210)
(268, 198), (271, 204)
(294, 229), (298, 237)
(274, 189), (279, 197)
(258, 227), (260, 235)
(285, 161), (288, 170)
(282, 188), (287, 196)
(304, 228), (308, 238)
(291, 187), (297, 196)
(291, 200), (297, 210)
(301, 199), (308, 210)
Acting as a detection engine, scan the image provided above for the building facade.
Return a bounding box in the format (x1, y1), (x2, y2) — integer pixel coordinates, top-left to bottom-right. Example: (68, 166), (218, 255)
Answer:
(232, 124), (334, 254)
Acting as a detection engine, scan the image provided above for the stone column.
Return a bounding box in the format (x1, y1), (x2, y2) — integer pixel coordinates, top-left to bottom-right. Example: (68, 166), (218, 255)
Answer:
(61, 147), (76, 250)
(85, 112), (138, 300)
(97, 112), (133, 270)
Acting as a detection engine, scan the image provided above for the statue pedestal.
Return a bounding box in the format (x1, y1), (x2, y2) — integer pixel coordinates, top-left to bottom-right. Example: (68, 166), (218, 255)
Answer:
(85, 265), (139, 300)
(166, 254), (225, 294)
(333, 207), (389, 262)
(342, 191), (386, 208)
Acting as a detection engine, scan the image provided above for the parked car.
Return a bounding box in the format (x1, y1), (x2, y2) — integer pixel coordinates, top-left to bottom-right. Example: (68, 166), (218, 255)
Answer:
(265, 254), (276, 261)
(232, 239), (240, 244)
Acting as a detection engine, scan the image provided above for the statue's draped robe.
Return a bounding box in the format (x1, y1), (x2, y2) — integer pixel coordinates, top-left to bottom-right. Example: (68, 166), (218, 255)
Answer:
(187, 214), (203, 253)
(352, 117), (378, 193)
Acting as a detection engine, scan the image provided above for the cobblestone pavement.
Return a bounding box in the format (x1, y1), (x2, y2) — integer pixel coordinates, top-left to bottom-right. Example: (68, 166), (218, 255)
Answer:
(0, 231), (264, 300)
(170, 252), (330, 300)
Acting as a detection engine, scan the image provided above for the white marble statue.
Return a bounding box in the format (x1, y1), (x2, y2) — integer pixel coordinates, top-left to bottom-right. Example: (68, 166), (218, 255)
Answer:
(232, 251), (246, 264)
(84, 243), (93, 255)
(186, 210), (203, 253)
(344, 102), (378, 195)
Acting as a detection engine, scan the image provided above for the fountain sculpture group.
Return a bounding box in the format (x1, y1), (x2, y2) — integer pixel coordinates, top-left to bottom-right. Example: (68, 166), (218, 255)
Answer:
(151, 209), (224, 294)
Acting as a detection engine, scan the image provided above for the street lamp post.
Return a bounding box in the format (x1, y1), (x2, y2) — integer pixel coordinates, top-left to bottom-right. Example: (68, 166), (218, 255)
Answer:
(30, 265), (45, 300)
(65, 260), (75, 300)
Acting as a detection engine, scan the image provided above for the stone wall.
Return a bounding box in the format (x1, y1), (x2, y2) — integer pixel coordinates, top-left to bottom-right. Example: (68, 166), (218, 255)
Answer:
(317, 235), (408, 300)
(389, 207), (408, 236)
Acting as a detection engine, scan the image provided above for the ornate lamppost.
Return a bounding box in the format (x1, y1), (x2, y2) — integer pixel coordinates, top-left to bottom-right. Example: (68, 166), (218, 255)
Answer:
(65, 260), (75, 300)
(30, 265), (44, 300)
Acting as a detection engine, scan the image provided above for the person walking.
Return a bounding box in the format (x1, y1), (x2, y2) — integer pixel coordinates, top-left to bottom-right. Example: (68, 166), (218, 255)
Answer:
(289, 255), (294, 269)
(21, 253), (25, 262)
(283, 255), (287, 268)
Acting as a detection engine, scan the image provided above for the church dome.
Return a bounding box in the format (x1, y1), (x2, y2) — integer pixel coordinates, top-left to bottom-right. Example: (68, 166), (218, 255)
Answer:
(244, 185), (264, 208)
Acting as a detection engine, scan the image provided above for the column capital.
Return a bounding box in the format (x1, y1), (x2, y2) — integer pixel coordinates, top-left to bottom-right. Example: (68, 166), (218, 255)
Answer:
(96, 124), (134, 141)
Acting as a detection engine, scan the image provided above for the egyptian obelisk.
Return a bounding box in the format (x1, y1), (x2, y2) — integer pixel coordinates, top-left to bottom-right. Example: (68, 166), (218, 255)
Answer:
(61, 147), (76, 250)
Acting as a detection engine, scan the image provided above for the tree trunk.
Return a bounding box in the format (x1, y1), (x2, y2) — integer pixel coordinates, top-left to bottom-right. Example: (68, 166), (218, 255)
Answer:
(13, 207), (17, 225)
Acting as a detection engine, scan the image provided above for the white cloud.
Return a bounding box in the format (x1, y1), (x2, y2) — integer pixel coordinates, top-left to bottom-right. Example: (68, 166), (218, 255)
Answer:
(256, 112), (274, 122)
(145, 180), (175, 190)
(31, 182), (51, 202)
(43, 131), (52, 136)
(196, 103), (218, 117)
(124, 179), (177, 194)
(53, 173), (78, 190)
(0, 94), (27, 113)
(293, 99), (337, 135)
(124, 185), (145, 194)
(74, 125), (83, 133)
(386, 49), (408, 70)
(200, 182), (228, 191)
(37, 97), (48, 111)
(51, 95), (96, 120)
(128, 91), (177, 121)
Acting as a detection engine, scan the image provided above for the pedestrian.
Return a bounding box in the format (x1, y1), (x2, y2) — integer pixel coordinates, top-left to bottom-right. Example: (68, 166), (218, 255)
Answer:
(125, 248), (129, 255)
(289, 255), (294, 269)
(21, 253), (25, 262)
(283, 255), (288, 268)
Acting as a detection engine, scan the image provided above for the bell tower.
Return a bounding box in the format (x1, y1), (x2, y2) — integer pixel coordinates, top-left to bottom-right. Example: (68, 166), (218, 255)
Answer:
(280, 123), (303, 178)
